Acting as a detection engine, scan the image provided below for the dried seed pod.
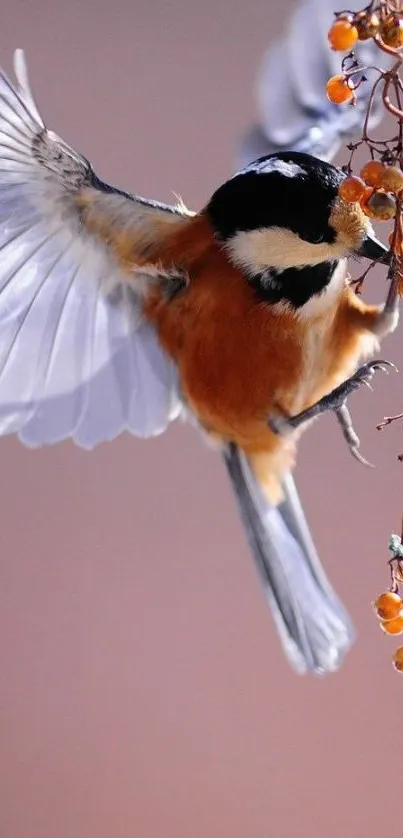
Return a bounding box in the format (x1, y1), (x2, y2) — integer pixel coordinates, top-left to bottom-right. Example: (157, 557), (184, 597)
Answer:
(359, 186), (375, 216)
(377, 166), (403, 192)
(380, 14), (403, 49)
(355, 11), (380, 40)
(366, 190), (396, 220)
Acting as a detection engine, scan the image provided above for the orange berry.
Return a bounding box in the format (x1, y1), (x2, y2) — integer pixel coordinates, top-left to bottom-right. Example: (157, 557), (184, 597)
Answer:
(374, 591), (403, 620)
(392, 646), (403, 672)
(380, 613), (403, 635)
(377, 166), (403, 192)
(338, 176), (366, 203)
(326, 75), (354, 105)
(367, 191), (396, 220)
(355, 11), (380, 40)
(360, 159), (386, 186)
(328, 19), (359, 51)
(380, 14), (403, 49)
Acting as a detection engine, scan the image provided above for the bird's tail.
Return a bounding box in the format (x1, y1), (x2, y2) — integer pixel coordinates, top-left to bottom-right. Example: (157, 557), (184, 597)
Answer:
(222, 443), (355, 674)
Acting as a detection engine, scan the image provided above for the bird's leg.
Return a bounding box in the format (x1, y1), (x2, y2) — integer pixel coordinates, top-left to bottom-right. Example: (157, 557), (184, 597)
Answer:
(269, 360), (396, 462)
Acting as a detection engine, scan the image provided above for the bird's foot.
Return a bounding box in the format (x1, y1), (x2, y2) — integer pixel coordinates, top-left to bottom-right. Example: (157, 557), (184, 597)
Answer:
(268, 360), (396, 465)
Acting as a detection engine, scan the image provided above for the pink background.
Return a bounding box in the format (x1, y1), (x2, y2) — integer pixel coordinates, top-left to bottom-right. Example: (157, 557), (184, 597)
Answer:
(1, 2), (403, 836)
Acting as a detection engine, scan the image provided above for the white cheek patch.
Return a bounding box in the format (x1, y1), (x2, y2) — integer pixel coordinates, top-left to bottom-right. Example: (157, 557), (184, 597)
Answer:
(296, 259), (348, 319)
(227, 227), (348, 273)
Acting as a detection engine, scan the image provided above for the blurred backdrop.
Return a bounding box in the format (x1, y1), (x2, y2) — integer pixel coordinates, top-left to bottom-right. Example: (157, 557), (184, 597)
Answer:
(1, 1), (403, 837)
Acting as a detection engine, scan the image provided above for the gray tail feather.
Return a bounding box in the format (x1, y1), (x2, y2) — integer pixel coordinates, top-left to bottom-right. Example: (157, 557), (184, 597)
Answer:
(223, 443), (355, 675)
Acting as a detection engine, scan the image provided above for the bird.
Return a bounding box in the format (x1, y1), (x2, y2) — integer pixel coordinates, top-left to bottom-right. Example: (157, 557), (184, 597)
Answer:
(239, 0), (391, 168)
(0, 42), (398, 677)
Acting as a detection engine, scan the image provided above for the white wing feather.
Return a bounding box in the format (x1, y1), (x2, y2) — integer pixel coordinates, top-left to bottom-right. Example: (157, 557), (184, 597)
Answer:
(240, 0), (391, 165)
(0, 50), (186, 447)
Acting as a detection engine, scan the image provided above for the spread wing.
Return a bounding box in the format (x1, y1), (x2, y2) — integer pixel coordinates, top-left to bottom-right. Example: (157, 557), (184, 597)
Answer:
(240, 0), (391, 166)
(0, 49), (192, 448)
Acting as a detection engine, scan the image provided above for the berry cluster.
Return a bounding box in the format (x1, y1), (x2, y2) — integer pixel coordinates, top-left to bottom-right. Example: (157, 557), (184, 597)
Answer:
(374, 589), (403, 628)
(373, 534), (403, 671)
(339, 160), (402, 219)
(327, 4), (403, 674)
(325, 4), (403, 292)
(329, 11), (403, 54)
(327, 9), (403, 104)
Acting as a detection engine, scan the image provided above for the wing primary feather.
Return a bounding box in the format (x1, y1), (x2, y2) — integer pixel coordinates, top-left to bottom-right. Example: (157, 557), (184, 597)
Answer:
(0, 249), (79, 437)
(0, 152), (38, 169)
(71, 276), (103, 442)
(0, 228), (75, 378)
(0, 171), (38, 181)
(0, 220), (63, 289)
(13, 49), (45, 127)
(73, 284), (124, 447)
(18, 256), (95, 446)
(0, 123), (36, 153)
(0, 93), (36, 139)
(26, 257), (81, 406)
(0, 134), (34, 154)
(0, 72), (43, 130)
(0, 93), (37, 139)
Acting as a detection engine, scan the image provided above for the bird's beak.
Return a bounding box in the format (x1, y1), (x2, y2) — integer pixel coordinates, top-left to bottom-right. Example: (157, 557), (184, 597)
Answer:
(357, 233), (390, 264)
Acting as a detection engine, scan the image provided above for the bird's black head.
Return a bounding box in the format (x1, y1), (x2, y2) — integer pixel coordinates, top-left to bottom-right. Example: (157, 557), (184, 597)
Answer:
(206, 151), (387, 284)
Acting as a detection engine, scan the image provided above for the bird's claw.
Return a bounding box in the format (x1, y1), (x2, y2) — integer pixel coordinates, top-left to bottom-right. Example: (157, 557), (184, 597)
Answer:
(318, 360), (396, 414)
(335, 404), (374, 468)
(268, 360), (397, 466)
(348, 444), (375, 469)
(338, 360), (397, 400)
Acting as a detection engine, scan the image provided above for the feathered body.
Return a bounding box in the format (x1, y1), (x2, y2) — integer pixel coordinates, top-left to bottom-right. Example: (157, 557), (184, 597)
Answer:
(81, 200), (387, 504)
(0, 37), (397, 674)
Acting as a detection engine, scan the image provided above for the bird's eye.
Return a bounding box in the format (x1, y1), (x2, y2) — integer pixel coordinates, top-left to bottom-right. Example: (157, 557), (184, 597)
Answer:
(304, 232), (324, 244)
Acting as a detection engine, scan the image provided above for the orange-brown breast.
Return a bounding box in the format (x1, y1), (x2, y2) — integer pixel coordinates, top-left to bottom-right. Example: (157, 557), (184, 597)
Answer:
(142, 216), (307, 448)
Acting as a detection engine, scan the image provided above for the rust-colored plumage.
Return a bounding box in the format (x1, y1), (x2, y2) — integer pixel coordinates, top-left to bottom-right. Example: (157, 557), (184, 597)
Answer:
(92, 210), (383, 502)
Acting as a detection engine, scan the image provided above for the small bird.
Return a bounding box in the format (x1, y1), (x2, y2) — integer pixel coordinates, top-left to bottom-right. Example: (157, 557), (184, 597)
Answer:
(0, 49), (398, 676)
